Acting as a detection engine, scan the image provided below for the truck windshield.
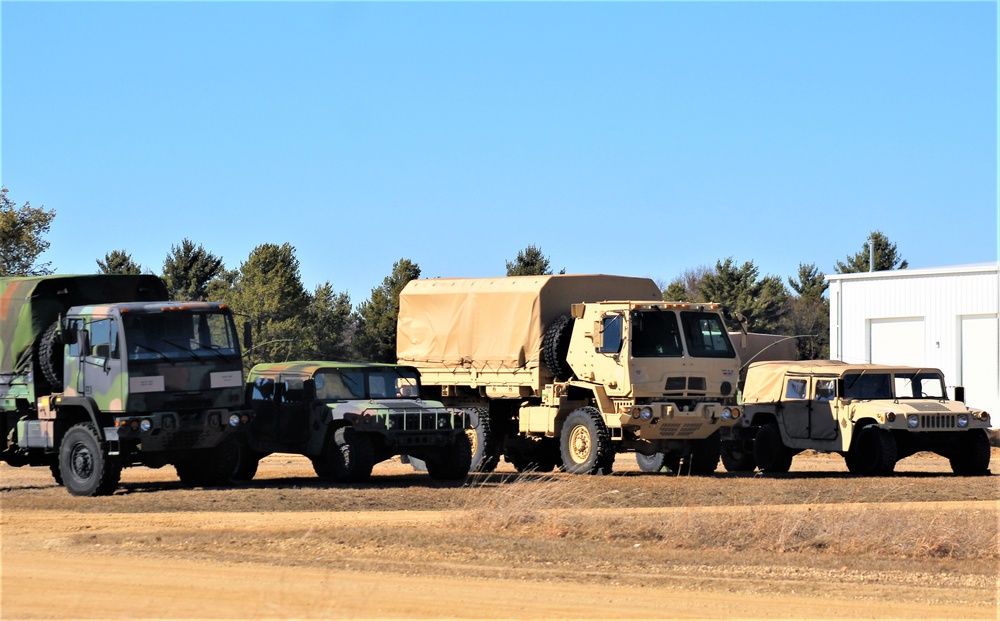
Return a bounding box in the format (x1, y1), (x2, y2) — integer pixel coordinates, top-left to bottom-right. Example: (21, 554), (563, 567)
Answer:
(315, 367), (421, 400)
(122, 311), (239, 362)
(679, 311), (736, 358)
(631, 311), (683, 357)
(893, 372), (946, 399)
(843, 373), (892, 400)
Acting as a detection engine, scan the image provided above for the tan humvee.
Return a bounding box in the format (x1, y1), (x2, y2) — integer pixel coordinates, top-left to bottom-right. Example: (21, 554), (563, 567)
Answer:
(722, 360), (992, 475)
(397, 275), (742, 476)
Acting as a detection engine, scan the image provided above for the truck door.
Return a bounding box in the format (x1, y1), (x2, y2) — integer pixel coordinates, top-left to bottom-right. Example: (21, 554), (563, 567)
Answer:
(82, 318), (125, 412)
(780, 377), (810, 439)
(809, 378), (839, 440)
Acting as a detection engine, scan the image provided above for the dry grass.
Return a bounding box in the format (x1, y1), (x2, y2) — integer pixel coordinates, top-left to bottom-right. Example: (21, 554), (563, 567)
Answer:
(461, 473), (1000, 562)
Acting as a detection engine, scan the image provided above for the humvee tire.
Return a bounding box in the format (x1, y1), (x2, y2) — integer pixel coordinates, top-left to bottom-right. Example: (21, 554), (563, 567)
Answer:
(949, 429), (991, 476)
(753, 424), (793, 473)
(560, 407), (614, 475)
(60, 423), (121, 496)
(846, 425), (897, 476)
(425, 433), (473, 481)
(542, 314), (575, 381)
(330, 427), (375, 483)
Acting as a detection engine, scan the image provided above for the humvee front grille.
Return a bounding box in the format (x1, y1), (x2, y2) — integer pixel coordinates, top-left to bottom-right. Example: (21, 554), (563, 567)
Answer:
(920, 414), (956, 429)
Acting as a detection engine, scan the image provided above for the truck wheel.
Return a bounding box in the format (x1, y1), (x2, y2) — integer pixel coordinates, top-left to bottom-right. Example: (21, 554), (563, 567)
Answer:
(425, 433), (473, 481)
(330, 427), (375, 483)
(684, 432), (721, 475)
(39, 321), (65, 389)
(721, 441), (756, 472)
(948, 429), (991, 476)
(846, 425), (897, 476)
(542, 315), (575, 381)
(753, 424), (793, 473)
(59, 423), (121, 496)
(175, 445), (238, 487)
(50, 461), (63, 486)
(506, 443), (557, 474)
(560, 407), (614, 475)
(635, 452), (665, 473)
(468, 407), (500, 472)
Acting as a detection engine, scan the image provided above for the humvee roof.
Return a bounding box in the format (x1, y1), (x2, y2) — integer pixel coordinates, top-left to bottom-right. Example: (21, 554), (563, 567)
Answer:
(743, 360), (945, 404)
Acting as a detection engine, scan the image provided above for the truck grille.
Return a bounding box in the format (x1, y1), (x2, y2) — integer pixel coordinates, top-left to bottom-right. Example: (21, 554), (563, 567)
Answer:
(920, 414), (956, 429)
(658, 422), (704, 437)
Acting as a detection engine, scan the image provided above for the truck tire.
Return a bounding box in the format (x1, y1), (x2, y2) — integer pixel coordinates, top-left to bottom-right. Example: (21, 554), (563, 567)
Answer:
(845, 425), (897, 476)
(635, 452), (665, 473)
(59, 423), (121, 496)
(425, 433), (473, 481)
(542, 315), (575, 381)
(948, 429), (991, 476)
(329, 427), (375, 483)
(560, 407), (614, 475)
(753, 424), (793, 473)
(506, 438), (559, 473)
(39, 321), (65, 389)
(683, 432), (721, 475)
(721, 441), (756, 472)
(468, 407), (500, 472)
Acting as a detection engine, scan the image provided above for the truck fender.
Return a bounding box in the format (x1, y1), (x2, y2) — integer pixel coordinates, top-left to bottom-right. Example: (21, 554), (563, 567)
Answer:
(52, 396), (105, 441)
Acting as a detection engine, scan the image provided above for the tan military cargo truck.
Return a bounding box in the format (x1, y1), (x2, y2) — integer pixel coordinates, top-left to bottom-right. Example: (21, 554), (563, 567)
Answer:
(397, 275), (742, 475)
(724, 360), (992, 475)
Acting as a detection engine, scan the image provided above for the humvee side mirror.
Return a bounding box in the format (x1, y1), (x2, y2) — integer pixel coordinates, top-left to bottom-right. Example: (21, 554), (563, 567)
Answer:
(954, 386), (965, 403)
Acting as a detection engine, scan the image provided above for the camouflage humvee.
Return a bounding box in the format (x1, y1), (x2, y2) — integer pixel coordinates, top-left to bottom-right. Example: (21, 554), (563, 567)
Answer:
(723, 360), (992, 475)
(240, 362), (471, 482)
(1, 275), (251, 496)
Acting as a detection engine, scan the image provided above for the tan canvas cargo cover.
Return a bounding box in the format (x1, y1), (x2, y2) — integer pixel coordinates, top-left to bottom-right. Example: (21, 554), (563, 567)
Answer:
(742, 360), (943, 403)
(397, 274), (661, 371)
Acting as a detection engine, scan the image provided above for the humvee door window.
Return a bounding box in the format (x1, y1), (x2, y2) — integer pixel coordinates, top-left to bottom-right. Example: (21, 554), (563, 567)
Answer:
(894, 372), (945, 399)
(631, 311), (682, 357)
(843, 373), (892, 400)
(785, 379), (807, 400)
(814, 379), (835, 401)
(679, 312), (736, 358)
(597, 314), (624, 354)
(279, 378), (306, 404)
(251, 377), (276, 402)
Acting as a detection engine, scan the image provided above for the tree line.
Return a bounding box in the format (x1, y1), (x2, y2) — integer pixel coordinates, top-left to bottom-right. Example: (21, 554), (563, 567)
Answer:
(2, 187), (909, 365)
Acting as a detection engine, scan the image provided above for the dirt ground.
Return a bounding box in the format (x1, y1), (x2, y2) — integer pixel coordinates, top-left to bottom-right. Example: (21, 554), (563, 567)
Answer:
(2, 450), (998, 620)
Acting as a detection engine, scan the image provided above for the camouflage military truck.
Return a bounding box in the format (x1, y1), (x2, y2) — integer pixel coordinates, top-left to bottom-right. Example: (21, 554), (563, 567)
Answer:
(239, 362), (471, 482)
(397, 275), (742, 475)
(1, 275), (250, 495)
(723, 360), (992, 475)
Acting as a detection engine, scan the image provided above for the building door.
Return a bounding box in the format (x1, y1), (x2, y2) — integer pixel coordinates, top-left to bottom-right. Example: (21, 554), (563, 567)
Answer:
(870, 318), (925, 366)
(960, 315), (999, 417)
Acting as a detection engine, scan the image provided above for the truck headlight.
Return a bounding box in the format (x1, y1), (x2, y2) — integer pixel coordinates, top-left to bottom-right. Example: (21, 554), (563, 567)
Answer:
(906, 414), (919, 429)
(957, 414), (969, 428)
(640, 407), (653, 420)
(140, 419), (153, 432)
(228, 414), (241, 427)
(722, 408), (732, 420)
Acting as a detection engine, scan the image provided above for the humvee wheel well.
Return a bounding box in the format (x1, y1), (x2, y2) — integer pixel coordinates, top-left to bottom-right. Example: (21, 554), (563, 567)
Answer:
(746, 410), (777, 429)
(849, 417), (880, 450)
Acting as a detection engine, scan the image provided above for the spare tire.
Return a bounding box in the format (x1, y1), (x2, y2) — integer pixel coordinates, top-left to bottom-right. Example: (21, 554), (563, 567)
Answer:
(39, 321), (64, 389)
(542, 315), (574, 381)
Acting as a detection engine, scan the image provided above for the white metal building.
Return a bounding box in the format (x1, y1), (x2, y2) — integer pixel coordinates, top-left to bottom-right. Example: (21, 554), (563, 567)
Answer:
(828, 263), (1000, 421)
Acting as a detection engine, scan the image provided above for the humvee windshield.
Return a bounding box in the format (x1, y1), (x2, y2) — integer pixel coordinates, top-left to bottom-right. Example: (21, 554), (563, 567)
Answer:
(843, 373), (891, 400)
(315, 367), (421, 400)
(893, 372), (946, 399)
(123, 311), (239, 362)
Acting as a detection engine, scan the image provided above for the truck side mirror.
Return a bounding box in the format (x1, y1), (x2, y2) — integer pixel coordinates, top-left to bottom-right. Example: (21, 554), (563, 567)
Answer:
(592, 321), (603, 349)
(953, 386), (965, 403)
(243, 321), (253, 351)
(836, 378), (845, 398)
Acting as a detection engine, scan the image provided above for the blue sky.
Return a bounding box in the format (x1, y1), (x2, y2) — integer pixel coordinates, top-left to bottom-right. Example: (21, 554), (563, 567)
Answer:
(2, 2), (997, 302)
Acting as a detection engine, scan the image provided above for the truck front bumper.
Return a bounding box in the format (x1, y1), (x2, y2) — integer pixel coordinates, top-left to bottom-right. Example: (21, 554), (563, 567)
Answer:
(113, 409), (252, 451)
